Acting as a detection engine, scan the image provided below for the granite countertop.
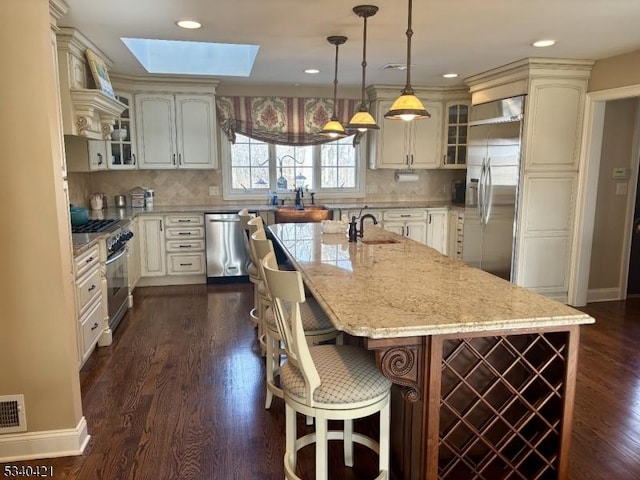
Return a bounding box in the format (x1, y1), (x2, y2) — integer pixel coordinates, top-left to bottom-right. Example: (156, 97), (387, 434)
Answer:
(268, 222), (594, 338)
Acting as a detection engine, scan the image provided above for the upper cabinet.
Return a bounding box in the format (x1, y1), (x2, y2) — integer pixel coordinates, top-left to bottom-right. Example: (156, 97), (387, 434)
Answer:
(107, 92), (137, 169)
(366, 86), (470, 170)
(55, 28), (126, 140)
(135, 93), (218, 169)
(442, 101), (470, 169)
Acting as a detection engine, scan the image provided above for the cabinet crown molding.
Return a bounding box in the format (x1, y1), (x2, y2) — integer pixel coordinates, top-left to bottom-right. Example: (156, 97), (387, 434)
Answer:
(110, 73), (219, 94)
(49, 0), (69, 25)
(367, 85), (470, 101)
(465, 57), (595, 95)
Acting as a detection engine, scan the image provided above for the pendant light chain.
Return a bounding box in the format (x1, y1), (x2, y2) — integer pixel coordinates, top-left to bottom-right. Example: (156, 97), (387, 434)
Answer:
(404, 0), (414, 95)
(321, 36), (347, 138)
(360, 14), (368, 110)
(332, 40), (340, 119)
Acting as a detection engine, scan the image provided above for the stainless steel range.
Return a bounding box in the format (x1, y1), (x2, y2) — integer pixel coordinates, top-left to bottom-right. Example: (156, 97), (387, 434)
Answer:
(72, 219), (134, 332)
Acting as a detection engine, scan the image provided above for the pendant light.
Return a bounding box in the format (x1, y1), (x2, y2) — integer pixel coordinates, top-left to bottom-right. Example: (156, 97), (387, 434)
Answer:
(321, 36), (348, 138)
(384, 0), (430, 121)
(346, 5), (379, 132)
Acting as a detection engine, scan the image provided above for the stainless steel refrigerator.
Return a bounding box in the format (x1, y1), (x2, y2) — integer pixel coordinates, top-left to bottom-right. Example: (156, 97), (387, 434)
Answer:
(463, 96), (525, 281)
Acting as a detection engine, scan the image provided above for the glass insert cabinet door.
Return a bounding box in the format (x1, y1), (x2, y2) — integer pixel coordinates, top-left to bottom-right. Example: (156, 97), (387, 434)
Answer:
(444, 103), (469, 168)
(108, 92), (137, 170)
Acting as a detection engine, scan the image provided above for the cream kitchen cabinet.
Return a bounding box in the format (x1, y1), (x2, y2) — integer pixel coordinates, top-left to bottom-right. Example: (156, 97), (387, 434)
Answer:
(382, 209), (428, 244)
(442, 101), (470, 168)
(107, 92), (137, 169)
(425, 208), (449, 254)
(164, 214), (206, 275)
(369, 99), (443, 170)
(127, 219), (141, 292)
(135, 93), (218, 170)
(139, 215), (167, 277)
(448, 210), (464, 260)
(65, 136), (108, 172)
(73, 244), (105, 367)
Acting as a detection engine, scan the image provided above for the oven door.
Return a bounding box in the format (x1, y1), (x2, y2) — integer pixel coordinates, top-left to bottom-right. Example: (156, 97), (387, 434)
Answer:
(105, 247), (129, 331)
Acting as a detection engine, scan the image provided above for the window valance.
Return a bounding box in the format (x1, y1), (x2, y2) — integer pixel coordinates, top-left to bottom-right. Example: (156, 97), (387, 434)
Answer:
(215, 96), (363, 146)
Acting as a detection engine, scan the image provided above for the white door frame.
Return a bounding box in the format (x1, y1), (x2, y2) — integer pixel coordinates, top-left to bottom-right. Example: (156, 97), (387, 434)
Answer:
(569, 85), (640, 306)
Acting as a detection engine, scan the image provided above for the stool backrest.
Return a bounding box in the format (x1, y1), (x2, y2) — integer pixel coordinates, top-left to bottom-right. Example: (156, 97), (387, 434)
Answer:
(262, 252), (321, 405)
(251, 230), (274, 282)
(246, 216), (264, 265)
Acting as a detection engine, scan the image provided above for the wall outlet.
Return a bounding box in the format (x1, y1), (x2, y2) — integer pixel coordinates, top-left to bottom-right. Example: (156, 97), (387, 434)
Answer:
(209, 186), (220, 196)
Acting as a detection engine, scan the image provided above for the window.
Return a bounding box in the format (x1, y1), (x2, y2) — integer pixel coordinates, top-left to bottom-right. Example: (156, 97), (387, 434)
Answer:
(223, 133), (364, 199)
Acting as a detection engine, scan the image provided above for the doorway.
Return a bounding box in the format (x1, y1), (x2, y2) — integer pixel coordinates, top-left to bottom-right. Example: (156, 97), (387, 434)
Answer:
(627, 175), (640, 296)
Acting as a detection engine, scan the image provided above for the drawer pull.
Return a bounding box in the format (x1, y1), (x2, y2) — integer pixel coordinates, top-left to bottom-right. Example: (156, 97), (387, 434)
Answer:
(85, 256), (94, 264)
(91, 322), (100, 331)
(177, 219), (191, 223)
(88, 284), (97, 292)
(179, 244), (193, 248)
(400, 214), (411, 218)
(180, 263), (193, 266)
(178, 232), (192, 236)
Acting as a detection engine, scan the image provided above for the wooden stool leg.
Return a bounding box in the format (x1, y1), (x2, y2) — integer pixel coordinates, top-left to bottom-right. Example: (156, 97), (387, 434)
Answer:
(285, 405), (297, 472)
(315, 415), (328, 480)
(265, 332), (274, 409)
(343, 419), (354, 467)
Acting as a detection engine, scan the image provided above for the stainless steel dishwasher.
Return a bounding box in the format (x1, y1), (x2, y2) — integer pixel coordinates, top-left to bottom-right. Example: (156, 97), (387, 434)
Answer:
(205, 212), (252, 282)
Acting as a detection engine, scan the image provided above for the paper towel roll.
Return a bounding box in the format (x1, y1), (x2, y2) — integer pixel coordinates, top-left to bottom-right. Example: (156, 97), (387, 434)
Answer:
(395, 172), (419, 182)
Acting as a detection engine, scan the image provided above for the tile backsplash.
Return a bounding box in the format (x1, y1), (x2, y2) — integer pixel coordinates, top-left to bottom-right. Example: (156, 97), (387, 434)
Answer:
(68, 168), (465, 208)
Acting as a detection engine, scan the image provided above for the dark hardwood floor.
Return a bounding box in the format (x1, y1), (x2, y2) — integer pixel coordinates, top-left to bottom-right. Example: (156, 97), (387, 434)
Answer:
(2, 286), (640, 479)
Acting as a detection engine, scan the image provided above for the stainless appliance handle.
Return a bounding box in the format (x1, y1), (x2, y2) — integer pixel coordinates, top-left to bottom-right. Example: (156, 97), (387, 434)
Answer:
(478, 158), (486, 224)
(106, 248), (127, 265)
(484, 157), (494, 224)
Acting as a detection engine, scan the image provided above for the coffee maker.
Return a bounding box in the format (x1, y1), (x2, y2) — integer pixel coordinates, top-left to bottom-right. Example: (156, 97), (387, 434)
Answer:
(452, 180), (465, 204)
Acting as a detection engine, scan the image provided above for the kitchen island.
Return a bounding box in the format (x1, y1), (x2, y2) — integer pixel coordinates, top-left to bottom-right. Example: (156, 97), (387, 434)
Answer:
(268, 222), (594, 480)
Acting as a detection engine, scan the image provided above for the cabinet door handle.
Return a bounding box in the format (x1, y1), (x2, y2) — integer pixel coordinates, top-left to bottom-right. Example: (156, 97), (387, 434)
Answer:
(173, 154), (176, 165)
(401, 226), (405, 236)
(160, 220), (163, 231)
(406, 225), (410, 237)
(429, 214), (432, 224)
(132, 153), (136, 165)
(97, 153), (103, 165)
(410, 154), (414, 166)
(91, 322), (100, 331)
(88, 284), (96, 292)
(85, 256), (94, 264)
(178, 153), (182, 165)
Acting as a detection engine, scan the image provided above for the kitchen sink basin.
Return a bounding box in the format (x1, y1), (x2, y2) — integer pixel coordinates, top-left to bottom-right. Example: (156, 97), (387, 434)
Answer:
(274, 205), (332, 223)
(360, 239), (400, 245)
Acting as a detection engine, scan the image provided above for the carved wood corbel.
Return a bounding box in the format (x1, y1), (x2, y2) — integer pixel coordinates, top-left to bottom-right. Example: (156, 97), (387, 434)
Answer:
(376, 346), (422, 402)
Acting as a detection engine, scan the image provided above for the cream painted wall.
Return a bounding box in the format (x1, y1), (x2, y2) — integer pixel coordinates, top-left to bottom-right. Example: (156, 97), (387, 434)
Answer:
(589, 49), (640, 92)
(588, 98), (639, 289)
(0, 0), (82, 437)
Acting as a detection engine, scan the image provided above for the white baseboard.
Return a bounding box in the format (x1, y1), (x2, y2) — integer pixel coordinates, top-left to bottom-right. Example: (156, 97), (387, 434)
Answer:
(587, 287), (621, 303)
(0, 417), (90, 462)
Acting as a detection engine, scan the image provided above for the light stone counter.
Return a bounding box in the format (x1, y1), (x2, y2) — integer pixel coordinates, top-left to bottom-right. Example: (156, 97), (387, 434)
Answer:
(268, 222), (594, 338)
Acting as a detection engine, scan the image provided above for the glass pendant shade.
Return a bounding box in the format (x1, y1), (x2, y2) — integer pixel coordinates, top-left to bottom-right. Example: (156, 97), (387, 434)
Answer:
(321, 117), (346, 138)
(384, 0), (430, 121)
(385, 92), (430, 121)
(346, 5), (379, 132)
(347, 109), (379, 132)
(321, 36), (348, 138)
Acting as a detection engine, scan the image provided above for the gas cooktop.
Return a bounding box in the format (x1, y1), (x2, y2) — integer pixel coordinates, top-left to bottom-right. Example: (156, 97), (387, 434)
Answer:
(71, 219), (119, 234)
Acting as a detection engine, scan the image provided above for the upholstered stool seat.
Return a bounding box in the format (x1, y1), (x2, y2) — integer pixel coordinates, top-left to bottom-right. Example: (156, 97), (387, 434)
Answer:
(281, 345), (391, 406)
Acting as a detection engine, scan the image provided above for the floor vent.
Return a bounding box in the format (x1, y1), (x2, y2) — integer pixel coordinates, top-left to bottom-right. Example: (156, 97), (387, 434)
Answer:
(0, 395), (27, 434)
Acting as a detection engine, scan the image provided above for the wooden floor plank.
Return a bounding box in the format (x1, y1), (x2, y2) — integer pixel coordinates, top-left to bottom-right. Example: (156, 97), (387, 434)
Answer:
(2, 286), (640, 479)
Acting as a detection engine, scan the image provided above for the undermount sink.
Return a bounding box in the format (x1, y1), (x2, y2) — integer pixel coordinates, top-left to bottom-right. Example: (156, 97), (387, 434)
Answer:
(360, 239), (400, 245)
(274, 205), (332, 223)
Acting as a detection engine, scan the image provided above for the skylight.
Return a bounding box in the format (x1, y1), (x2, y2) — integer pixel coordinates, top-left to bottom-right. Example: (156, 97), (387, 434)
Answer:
(121, 38), (259, 76)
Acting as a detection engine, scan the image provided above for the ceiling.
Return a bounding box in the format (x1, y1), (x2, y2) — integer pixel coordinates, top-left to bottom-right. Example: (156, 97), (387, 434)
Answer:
(60, 0), (640, 91)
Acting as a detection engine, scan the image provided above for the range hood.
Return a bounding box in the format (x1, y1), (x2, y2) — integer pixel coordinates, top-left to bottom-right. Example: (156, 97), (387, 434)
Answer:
(56, 28), (126, 140)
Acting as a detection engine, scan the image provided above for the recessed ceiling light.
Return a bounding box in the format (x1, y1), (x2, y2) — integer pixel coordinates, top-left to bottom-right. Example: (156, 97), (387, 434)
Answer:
(176, 20), (202, 29)
(532, 39), (556, 48)
(304, 69), (320, 74)
(443, 73), (458, 78)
